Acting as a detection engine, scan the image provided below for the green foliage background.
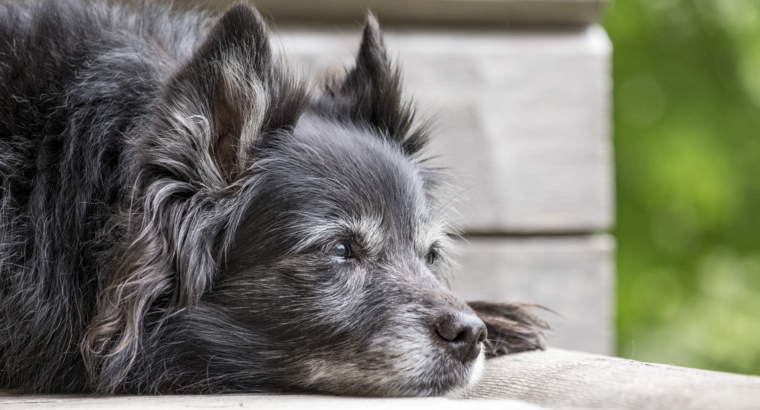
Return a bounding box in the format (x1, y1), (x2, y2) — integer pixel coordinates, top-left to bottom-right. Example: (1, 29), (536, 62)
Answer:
(603, 0), (760, 375)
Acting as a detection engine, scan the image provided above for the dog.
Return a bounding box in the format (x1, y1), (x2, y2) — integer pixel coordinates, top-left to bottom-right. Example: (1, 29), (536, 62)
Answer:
(0, 0), (548, 396)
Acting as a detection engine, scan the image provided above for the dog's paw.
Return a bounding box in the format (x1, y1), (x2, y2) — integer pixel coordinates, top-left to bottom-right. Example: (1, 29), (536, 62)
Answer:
(467, 301), (550, 358)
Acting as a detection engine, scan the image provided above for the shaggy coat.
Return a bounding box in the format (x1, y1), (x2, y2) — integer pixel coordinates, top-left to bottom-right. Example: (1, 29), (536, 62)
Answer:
(0, 0), (547, 395)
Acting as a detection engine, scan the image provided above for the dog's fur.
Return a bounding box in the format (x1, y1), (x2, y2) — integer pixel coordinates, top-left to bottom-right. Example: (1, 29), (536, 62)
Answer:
(0, 0), (548, 396)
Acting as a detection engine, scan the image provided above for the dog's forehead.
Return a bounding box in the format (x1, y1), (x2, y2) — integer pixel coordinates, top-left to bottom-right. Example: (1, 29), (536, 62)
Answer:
(272, 115), (442, 242)
(289, 115), (423, 210)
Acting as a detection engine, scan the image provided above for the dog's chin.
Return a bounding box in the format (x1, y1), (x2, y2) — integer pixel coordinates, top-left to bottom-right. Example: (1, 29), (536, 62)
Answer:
(444, 347), (486, 398)
(298, 343), (487, 397)
(390, 343), (486, 398)
(381, 341), (488, 398)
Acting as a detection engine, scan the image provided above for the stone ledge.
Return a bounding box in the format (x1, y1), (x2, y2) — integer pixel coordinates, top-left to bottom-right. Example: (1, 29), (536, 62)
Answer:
(0, 394), (543, 409)
(5, 349), (760, 409)
(467, 349), (760, 410)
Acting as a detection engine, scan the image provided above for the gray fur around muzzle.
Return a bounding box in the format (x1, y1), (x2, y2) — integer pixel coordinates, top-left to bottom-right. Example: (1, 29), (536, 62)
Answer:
(284, 264), (491, 397)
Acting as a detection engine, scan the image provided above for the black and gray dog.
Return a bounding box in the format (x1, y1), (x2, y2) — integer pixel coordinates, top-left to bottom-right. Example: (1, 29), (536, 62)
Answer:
(0, 0), (547, 396)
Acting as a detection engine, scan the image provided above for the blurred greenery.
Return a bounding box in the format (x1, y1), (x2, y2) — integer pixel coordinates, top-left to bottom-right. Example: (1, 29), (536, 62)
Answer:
(603, 0), (760, 375)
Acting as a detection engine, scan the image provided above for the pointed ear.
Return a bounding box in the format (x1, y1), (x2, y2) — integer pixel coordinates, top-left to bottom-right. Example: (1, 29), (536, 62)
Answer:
(310, 14), (428, 156)
(159, 5), (306, 185)
(80, 6), (307, 392)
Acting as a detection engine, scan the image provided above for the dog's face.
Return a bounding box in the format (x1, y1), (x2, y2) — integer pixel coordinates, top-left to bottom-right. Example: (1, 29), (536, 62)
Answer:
(214, 113), (485, 396)
(199, 10), (487, 396)
(178, 7), (486, 396)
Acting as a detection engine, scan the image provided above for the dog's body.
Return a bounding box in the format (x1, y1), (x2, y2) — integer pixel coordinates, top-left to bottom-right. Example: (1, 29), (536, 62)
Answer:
(0, 0), (547, 396)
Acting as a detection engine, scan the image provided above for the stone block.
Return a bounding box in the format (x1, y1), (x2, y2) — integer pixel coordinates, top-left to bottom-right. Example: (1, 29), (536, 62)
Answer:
(277, 26), (613, 234)
(450, 235), (615, 354)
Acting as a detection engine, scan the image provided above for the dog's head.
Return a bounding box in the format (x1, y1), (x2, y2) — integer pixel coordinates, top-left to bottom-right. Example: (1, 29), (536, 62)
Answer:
(83, 5), (534, 396)
(213, 8), (486, 397)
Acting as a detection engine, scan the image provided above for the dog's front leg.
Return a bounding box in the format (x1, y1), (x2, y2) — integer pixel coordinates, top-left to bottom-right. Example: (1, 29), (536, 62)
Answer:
(467, 301), (550, 357)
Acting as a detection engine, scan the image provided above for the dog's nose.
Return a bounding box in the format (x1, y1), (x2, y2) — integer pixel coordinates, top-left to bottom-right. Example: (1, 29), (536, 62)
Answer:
(434, 312), (487, 363)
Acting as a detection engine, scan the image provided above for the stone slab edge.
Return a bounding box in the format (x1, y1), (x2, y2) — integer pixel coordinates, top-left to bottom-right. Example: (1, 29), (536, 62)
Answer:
(193, 0), (608, 26)
(0, 393), (545, 410)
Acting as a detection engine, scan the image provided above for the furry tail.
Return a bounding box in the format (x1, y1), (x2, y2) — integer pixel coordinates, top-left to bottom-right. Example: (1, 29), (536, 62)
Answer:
(468, 301), (551, 357)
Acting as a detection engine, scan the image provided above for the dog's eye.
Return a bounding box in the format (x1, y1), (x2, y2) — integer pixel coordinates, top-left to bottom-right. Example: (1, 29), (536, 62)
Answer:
(330, 242), (351, 259)
(425, 250), (438, 265)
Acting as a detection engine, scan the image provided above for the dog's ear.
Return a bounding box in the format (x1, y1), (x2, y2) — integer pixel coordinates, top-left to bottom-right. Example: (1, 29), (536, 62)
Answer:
(82, 6), (307, 393)
(310, 14), (428, 156)
(468, 301), (550, 357)
(158, 5), (307, 184)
